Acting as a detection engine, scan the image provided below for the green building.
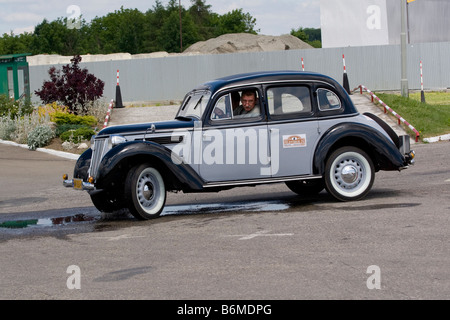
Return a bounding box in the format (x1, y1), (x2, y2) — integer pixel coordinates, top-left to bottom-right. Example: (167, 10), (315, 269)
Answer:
(0, 53), (31, 101)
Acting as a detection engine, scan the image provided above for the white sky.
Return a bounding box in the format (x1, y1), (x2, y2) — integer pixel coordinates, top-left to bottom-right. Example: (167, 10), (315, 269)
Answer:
(0, 0), (321, 36)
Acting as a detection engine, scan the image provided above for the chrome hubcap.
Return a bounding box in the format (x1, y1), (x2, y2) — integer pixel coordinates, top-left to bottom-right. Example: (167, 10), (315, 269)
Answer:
(341, 165), (358, 184)
(142, 183), (154, 201)
(137, 173), (157, 208)
(334, 159), (363, 190)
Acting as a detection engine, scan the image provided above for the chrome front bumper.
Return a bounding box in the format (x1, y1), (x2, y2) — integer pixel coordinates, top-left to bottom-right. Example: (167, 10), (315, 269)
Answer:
(63, 177), (95, 191)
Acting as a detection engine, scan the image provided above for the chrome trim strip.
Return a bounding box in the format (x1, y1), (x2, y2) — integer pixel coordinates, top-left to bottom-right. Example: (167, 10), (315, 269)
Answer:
(97, 128), (195, 139)
(203, 175), (322, 188)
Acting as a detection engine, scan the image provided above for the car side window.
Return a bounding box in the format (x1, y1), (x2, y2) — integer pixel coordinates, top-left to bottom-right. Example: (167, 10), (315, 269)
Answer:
(267, 86), (312, 117)
(317, 88), (341, 111)
(211, 94), (232, 120)
(211, 90), (262, 122)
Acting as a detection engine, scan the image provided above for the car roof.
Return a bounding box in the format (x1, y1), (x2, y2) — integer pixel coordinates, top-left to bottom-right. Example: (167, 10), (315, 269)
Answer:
(191, 70), (357, 116)
(197, 70), (342, 93)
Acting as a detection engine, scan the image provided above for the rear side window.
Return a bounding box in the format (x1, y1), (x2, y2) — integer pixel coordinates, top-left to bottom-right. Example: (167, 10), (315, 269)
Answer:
(267, 86), (312, 117)
(317, 88), (341, 111)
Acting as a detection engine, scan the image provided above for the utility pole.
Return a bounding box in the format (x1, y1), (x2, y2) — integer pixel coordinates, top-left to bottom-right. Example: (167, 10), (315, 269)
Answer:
(179, 0), (183, 53)
(400, 0), (409, 97)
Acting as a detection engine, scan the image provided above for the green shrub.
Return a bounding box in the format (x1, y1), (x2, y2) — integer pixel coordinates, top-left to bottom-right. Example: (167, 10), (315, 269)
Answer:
(0, 94), (33, 118)
(51, 111), (97, 126)
(55, 123), (90, 137)
(27, 125), (55, 150)
(60, 127), (95, 143)
(0, 116), (16, 140)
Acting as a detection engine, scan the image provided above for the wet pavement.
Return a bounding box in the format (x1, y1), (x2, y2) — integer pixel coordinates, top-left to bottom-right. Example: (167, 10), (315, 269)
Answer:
(0, 141), (449, 299)
(1, 95), (448, 299)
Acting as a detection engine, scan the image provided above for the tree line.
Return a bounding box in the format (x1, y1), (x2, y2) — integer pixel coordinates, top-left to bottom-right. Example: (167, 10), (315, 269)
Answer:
(0, 0), (321, 56)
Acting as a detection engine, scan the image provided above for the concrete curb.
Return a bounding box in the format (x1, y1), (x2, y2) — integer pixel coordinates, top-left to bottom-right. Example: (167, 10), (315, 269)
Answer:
(423, 134), (450, 143)
(0, 139), (79, 160)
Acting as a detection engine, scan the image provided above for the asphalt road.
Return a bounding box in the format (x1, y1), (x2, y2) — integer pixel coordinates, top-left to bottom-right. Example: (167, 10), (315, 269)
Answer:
(0, 141), (449, 301)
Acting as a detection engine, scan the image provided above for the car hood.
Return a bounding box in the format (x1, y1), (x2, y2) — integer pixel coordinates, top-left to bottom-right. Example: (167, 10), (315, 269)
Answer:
(98, 119), (195, 136)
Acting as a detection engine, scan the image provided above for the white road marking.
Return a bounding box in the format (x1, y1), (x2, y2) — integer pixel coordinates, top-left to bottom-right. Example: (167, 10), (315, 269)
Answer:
(97, 234), (146, 241)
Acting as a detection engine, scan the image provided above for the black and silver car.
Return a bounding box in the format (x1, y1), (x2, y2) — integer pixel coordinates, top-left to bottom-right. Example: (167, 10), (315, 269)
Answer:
(63, 71), (415, 220)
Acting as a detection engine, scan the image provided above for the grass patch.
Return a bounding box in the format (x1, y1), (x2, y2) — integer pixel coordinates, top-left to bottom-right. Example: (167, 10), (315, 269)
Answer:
(409, 91), (450, 105)
(374, 92), (450, 139)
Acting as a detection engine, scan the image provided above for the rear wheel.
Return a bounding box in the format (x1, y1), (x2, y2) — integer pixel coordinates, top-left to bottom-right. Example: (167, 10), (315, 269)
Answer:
(125, 164), (166, 220)
(324, 147), (374, 201)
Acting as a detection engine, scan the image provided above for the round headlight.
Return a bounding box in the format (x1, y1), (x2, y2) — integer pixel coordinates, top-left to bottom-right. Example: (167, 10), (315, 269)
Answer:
(110, 135), (127, 146)
(90, 135), (96, 150)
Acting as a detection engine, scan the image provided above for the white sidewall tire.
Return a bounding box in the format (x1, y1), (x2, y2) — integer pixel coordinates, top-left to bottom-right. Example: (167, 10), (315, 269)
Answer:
(325, 147), (374, 201)
(127, 165), (166, 219)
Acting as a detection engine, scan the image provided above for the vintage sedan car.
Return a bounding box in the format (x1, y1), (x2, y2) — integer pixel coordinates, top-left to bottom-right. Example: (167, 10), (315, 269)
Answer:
(63, 71), (415, 220)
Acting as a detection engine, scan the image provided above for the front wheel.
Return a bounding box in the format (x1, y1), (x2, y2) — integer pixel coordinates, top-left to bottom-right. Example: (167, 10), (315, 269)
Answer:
(324, 147), (374, 202)
(90, 190), (124, 213)
(125, 164), (166, 220)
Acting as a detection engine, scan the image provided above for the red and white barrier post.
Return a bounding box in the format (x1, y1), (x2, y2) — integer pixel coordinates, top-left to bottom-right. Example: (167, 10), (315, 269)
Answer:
(420, 61), (426, 103)
(103, 99), (114, 128)
(342, 54), (351, 95)
(115, 69), (123, 108)
(301, 57), (305, 71)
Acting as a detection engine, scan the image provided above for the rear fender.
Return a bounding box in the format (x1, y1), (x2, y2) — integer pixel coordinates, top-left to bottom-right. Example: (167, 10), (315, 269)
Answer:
(313, 123), (405, 174)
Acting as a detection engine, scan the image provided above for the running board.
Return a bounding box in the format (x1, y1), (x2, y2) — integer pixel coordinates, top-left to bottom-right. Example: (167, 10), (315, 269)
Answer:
(203, 175), (323, 188)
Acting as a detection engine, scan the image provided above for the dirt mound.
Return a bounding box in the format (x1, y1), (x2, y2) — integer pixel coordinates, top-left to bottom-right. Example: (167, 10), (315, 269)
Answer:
(183, 33), (313, 54)
(28, 33), (313, 66)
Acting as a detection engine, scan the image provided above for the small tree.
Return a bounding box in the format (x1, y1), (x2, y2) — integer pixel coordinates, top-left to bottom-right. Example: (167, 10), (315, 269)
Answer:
(35, 55), (104, 114)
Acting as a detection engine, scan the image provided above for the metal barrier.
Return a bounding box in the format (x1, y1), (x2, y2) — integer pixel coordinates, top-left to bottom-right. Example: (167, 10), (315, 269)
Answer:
(356, 85), (420, 142)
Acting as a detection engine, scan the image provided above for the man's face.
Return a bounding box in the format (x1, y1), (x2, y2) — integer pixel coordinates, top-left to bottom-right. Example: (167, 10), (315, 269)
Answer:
(241, 94), (256, 112)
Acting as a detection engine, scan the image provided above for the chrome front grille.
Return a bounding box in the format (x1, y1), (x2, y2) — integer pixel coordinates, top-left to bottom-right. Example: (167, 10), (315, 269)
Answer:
(88, 138), (110, 180)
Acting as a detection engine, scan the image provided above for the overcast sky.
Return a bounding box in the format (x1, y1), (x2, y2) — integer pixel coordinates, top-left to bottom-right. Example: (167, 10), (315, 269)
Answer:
(0, 0), (321, 36)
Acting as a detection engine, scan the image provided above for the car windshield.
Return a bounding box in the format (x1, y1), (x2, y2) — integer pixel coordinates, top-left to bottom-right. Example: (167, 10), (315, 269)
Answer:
(176, 90), (211, 120)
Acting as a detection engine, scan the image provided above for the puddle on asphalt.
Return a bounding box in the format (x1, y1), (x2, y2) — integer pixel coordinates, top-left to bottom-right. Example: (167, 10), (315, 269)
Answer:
(0, 214), (97, 229)
(161, 201), (290, 216)
(0, 200), (290, 230)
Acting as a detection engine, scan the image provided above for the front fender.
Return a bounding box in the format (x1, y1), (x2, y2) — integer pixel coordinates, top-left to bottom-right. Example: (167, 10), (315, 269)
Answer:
(313, 123), (405, 174)
(96, 141), (204, 191)
(74, 148), (92, 179)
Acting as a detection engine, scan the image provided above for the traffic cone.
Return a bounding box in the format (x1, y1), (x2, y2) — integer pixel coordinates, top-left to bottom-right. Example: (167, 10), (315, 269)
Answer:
(115, 69), (123, 108)
(342, 54), (351, 95)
